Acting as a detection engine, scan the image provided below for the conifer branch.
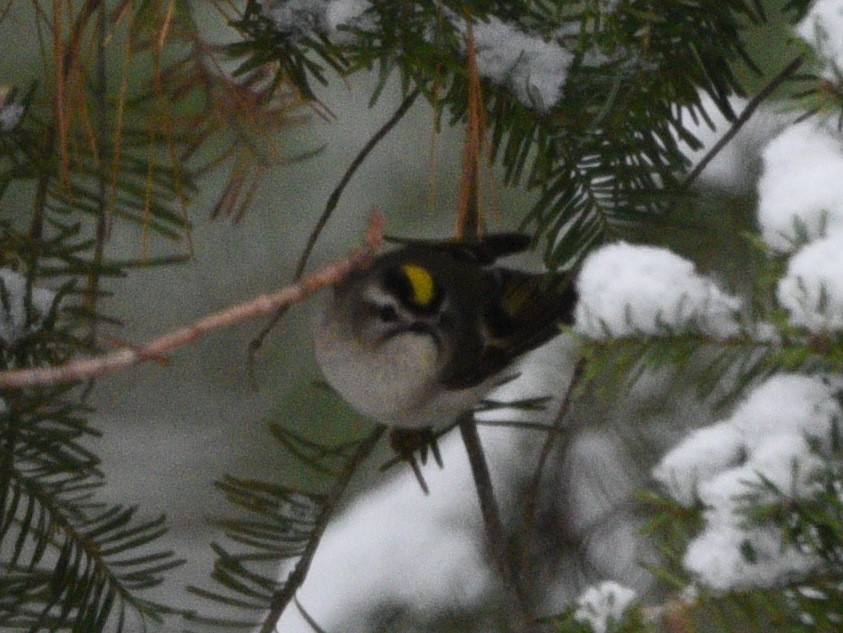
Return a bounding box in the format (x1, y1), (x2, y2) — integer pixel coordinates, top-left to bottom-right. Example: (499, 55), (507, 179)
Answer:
(0, 213), (383, 389)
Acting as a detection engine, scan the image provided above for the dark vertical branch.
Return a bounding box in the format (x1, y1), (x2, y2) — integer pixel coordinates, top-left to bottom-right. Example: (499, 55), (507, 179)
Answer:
(458, 414), (533, 631)
(522, 358), (587, 539)
(87, 0), (108, 345)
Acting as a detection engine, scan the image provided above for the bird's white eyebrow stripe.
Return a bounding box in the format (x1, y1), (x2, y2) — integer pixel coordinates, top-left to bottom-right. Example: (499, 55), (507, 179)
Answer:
(364, 285), (399, 307)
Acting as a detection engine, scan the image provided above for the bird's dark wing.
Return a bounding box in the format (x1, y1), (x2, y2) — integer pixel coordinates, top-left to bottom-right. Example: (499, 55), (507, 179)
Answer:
(384, 233), (531, 265)
(439, 270), (578, 390)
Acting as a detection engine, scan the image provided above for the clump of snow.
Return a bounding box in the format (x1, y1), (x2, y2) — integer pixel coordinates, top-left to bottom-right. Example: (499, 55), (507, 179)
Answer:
(796, 0), (843, 77)
(757, 119), (843, 252)
(777, 232), (843, 333)
(652, 421), (744, 507)
(573, 581), (637, 633)
(754, 107), (843, 334)
(753, 4), (843, 330)
(730, 374), (842, 453)
(653, 373), (843, 590)
(0, 268), (58, 345)
(324, 0), (373, 43)
(695, 435), (825, 515)
(574, 242), (743, 340)
(682, 522), (821, 591)
(466, 15), (573, 112)
(261, 0), (372, 43)
(263, 0), (323, 39)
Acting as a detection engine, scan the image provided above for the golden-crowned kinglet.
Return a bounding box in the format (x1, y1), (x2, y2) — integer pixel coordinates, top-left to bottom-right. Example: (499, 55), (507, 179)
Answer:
(315, 233), (577, 429)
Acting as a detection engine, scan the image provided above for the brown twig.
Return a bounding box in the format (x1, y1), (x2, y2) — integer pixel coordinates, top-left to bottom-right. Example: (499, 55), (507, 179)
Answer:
(258, 426), (386, 633)
(682, 55), (804, 189)
(0, 213), (384, 389)
(456, 21), (485, 240)
(248, 88), (421, 360)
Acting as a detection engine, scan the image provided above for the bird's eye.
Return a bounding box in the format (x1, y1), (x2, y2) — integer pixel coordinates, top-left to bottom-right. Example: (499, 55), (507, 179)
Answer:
(377, 304), (399, 322)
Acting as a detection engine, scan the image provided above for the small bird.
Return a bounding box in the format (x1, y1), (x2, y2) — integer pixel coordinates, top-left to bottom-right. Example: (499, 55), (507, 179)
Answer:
(315, 233), (577, 488)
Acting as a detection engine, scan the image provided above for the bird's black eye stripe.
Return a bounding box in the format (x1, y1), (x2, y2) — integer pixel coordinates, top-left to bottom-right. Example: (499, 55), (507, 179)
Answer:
(408, 321), (428, 334)
(378, 304), (399, 322)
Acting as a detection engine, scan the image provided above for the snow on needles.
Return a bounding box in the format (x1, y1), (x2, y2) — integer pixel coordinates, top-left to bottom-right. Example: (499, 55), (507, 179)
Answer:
(796, 0), (843, 77)
(264, 1), (573, 112)
(653, 374), (843, 590)
(757, 117), (843, 333)
(574, 242), (742, 340)
(778, 233), (843, 333)
(261, 0), (372, 43)
(458, 15), (573, 112)
(757, 119), (843, 252)
(573, 581), (637, 633)
(759, 2), (843, 252)
(755, 3), (843, 334)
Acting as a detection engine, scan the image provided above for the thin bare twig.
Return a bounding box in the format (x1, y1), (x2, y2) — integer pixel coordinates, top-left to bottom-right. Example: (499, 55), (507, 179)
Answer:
(293, 88), (421, 281)
(522, 357), (587, 539)
(258, 426), (386, 633)
(682, 55), (804, 189)
(249, 88), (421, 359)
(293, 597), (329, 633)
(0, 214), (384, 389)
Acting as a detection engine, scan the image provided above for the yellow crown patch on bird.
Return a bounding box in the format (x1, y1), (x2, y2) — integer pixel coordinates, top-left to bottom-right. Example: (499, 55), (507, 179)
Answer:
(401, 263), (436, 307)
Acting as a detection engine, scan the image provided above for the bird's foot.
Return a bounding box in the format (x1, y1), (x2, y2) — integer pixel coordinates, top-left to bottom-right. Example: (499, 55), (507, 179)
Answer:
(387, 427), (443, 494)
